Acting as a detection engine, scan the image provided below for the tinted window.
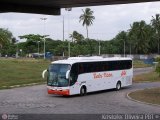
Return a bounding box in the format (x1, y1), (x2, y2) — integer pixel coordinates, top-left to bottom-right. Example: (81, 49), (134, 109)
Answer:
(77, 60), (132, 74)
(70, 63), (78, 85)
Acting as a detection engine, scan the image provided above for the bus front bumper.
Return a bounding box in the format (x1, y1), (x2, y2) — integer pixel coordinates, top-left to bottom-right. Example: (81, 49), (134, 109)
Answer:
(47, 87), (70, 96)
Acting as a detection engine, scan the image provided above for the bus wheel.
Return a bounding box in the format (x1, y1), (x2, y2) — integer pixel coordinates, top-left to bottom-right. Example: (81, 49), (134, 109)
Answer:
(80, 86), (87, 96)
(116, 81), (121, 90)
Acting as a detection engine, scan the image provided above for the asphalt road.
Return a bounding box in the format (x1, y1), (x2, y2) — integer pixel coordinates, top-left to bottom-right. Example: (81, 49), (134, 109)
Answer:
(133, 67), (154, 76)
(0, 67), (159, 116)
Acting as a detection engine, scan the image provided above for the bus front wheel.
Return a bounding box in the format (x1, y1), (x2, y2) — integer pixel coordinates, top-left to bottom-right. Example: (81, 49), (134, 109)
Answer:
(80, 86), (87, 96)
(116, 81), (121, 90)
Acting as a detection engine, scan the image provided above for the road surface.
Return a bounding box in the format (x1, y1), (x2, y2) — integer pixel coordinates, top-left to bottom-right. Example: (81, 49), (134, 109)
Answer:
(133, 67), (153, 76)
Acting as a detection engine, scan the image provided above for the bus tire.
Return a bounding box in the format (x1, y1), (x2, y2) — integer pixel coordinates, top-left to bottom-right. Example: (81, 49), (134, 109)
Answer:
(116, 81), (121, 90)
(80, 86), (87, 96)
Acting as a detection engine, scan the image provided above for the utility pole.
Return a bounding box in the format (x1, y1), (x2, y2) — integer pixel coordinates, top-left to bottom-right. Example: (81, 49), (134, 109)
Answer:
(63, 16), (64, 42)
(62, 16), (65, 57)
(37, 41), (40, 57)
(40, 17), (47, 59)
(130, 42), (132, 57)
(16, 43), (19, 58)
(65, 8), (72, 57)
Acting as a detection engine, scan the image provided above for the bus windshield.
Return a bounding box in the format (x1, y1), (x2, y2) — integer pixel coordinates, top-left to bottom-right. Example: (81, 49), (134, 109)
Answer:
(47, 64), (70, 87)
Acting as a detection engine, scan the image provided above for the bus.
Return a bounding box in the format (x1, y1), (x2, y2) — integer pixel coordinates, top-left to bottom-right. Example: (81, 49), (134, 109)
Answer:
(42, 56), (133, 96)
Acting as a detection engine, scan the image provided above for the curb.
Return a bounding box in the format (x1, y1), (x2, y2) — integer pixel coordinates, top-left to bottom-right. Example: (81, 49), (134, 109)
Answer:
(126, 88), (160, 107)
(1, 82), (46, 89)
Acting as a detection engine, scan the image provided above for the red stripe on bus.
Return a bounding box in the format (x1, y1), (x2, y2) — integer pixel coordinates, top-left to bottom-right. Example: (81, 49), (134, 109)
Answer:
(48, 89), (70, 96)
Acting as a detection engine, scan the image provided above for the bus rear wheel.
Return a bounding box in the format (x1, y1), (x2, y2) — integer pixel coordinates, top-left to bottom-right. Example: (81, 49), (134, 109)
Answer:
(116, 81), (121, 90)
(80, 86), (87, 96)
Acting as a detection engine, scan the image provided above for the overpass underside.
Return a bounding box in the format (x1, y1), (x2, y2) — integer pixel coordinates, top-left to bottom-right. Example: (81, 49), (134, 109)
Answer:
(0, 0), (160, 15)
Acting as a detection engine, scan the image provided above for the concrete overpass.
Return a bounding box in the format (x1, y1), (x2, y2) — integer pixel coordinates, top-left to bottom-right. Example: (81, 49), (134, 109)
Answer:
(0, 0), (160, 15)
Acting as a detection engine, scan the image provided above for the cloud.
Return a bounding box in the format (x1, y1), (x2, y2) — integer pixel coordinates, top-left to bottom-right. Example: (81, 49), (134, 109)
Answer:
(0, 1), (160, 42)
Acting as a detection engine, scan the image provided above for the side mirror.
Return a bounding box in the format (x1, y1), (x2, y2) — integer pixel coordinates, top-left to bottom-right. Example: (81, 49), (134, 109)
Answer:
(42, 69), (47, 79)
(66, 70), (70, 79)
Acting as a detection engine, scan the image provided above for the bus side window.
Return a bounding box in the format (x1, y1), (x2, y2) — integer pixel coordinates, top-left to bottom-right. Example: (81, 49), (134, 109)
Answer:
(119, 61), (123, 70)
(104, 62), (108, 71)
(70, 63), (78, 86)
(79, 63), (84, 74)
(126, 60), (132, 69)
(101, 62), (105, 71)
(90, 62), (95, 72)
(129, 60), (132, 68)
(108, 61), (113, 71)
(95, 62), (100, 72)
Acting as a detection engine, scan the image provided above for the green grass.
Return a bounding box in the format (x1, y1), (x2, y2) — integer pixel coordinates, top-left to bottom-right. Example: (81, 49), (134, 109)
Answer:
(133, 71), (160, 83)
(133, 60), (152, 68)
(129, 87), (160, 105)
(131, 71), (160, 105)
(0, 58), (50, 89)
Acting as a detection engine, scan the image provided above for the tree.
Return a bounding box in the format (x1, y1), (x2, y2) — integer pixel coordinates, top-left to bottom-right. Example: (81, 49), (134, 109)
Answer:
(79, 8), (95, 38)
(19, 34), (46, 54)
(0, 28), (14, 56)
(19, 34), (48, 42)
(0, 28), (13, 48)
(128, 21), (150, 54)
(11, 37), (17, 44)
(151, 14), (160, 54)
(113, 31), (128, 54)
(69, 31), (84, 43)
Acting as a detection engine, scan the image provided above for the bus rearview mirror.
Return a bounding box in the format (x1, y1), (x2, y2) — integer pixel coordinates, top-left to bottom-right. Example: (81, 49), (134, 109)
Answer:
(42, 69), (47, 79)
(66, 70), (70, 79)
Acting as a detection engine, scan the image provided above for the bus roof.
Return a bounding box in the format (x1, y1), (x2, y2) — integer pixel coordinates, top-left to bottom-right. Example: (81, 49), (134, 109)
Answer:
(51, 56), (132, 65)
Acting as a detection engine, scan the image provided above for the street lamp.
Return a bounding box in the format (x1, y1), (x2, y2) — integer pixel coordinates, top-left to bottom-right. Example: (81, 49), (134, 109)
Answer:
(37, 41), (40, 57)
(65, 8), (72, 57)
(62, 16), (65, 57)
(62, 16), (64, 42)
(40, 17), (47, 59)
(16, 40), (19, 58)
(19, 49), (22, 57)
(129, 41), (132, 57)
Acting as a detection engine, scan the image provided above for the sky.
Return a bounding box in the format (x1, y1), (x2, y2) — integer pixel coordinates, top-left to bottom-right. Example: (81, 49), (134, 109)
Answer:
(0, 1), (160, 42)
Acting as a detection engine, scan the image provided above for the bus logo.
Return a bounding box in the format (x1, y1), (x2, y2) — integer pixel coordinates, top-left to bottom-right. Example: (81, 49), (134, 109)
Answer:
(93, 72), (113, 79)
(121, 71), (126, 76)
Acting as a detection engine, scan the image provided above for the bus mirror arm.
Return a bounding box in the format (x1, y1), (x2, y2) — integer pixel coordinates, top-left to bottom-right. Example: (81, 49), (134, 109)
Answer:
(66, 70), (70, 79)
(42, 69), (47, 79)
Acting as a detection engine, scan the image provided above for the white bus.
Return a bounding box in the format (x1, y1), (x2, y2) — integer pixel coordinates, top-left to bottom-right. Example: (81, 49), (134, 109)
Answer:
(42, 56), (133, 96)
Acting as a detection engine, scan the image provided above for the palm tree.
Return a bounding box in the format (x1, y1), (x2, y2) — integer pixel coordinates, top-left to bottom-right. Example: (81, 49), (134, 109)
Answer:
(69, 31), (84, 43)
(115, 31), (128, 54)
(79, 8), (95, 38)
(69, 31), (78, 42)
(129, 21), (149, 54)
(151, 14), (160, 54)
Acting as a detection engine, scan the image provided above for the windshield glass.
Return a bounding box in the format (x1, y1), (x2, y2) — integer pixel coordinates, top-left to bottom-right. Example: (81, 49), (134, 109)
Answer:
(47, 64), (70, 87)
